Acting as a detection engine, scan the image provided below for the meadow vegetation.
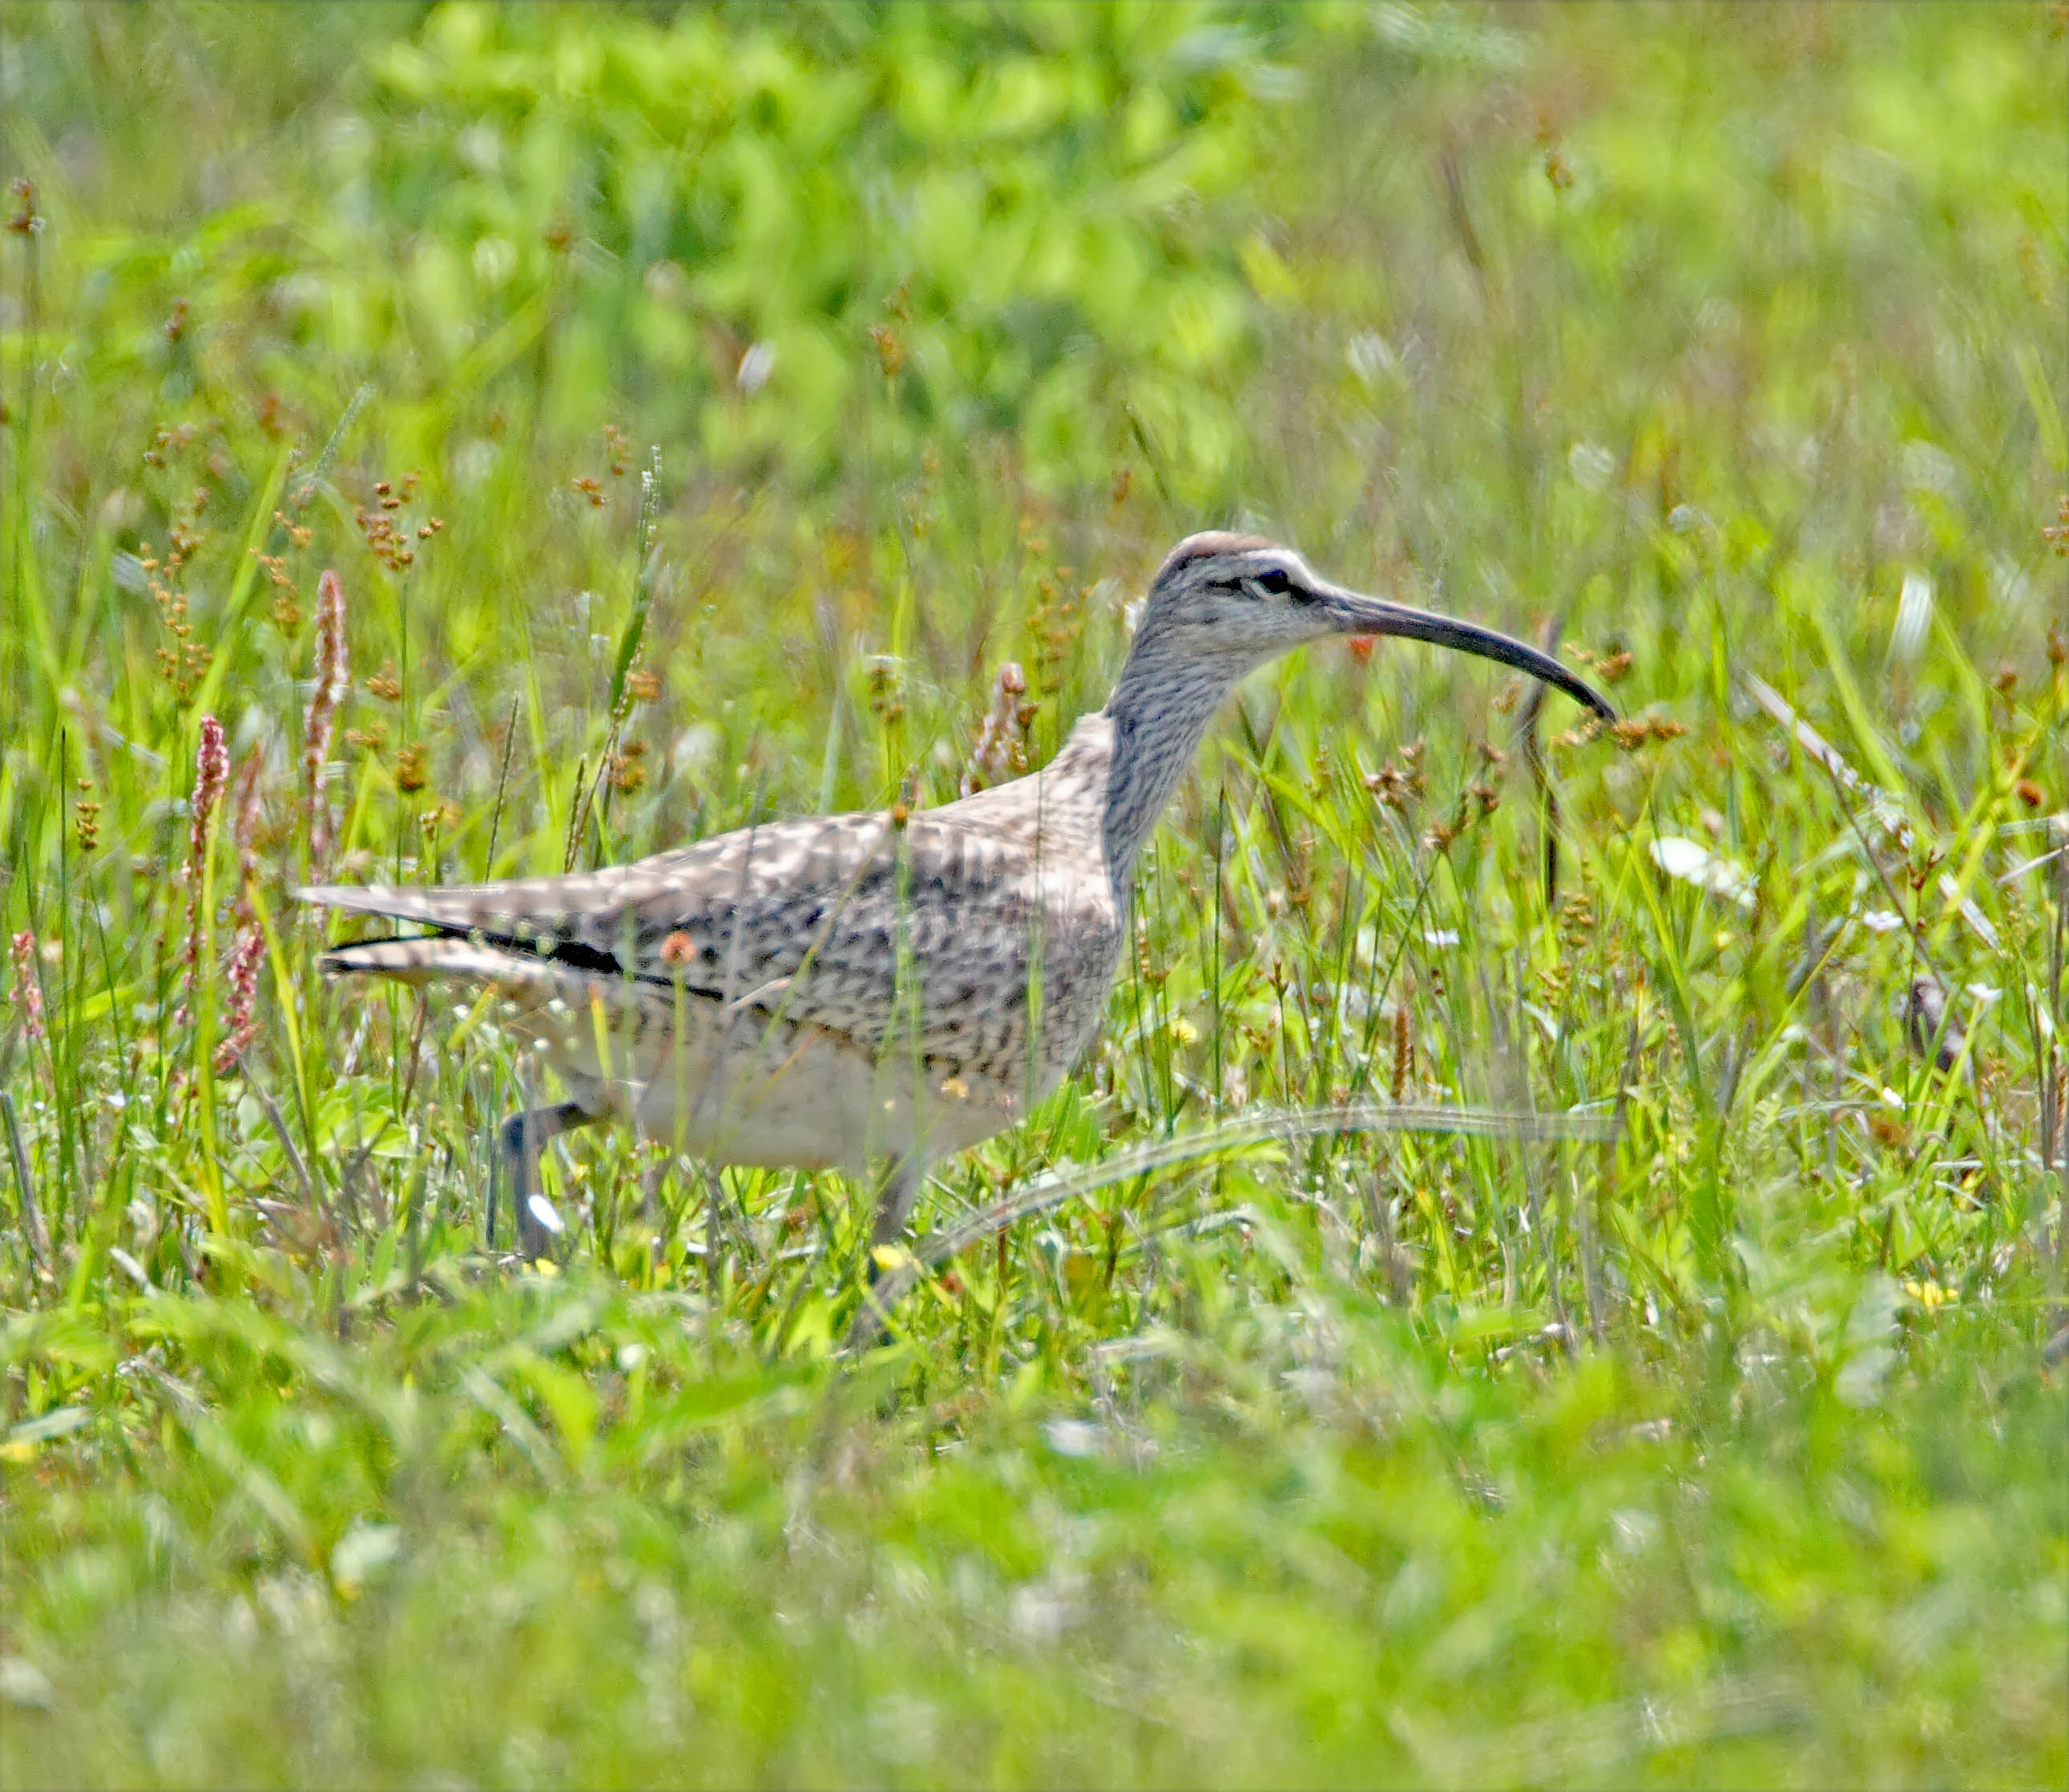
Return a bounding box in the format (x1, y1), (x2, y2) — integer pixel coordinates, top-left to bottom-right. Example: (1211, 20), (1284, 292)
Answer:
(2, 3), (2065, 1784)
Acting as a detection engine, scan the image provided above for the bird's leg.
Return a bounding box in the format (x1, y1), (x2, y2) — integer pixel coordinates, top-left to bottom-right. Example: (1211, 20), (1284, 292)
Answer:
(494, 1100), (595, 1261)
(845, 1153), (929, 1350)
(702, 1164), (733, 1318)
(872, 1151), (928, 1247)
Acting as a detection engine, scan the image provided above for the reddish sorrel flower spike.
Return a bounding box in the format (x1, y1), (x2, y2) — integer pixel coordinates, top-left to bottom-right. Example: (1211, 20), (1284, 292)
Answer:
(178, 715), (230, 1022)
(214, 747), (270, 1073)
(229, 748), (264, 920)
(8, 930), (42, 1043)
(214, 930), (266, 1073)
(303, 568), (349, 865)
(189, 715), (229, 876)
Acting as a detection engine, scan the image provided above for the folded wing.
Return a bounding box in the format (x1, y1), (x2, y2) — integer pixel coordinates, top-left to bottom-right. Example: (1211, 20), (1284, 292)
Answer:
(300, 809), (1108, 1080)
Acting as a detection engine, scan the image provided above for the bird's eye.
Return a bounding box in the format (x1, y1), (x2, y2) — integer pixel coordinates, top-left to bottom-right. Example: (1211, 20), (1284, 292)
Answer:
(1252, 568), (1295, 597)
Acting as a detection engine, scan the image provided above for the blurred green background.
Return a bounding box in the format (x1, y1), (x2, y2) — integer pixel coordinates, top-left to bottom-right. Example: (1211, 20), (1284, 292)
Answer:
(1, 4), (2064, 1786)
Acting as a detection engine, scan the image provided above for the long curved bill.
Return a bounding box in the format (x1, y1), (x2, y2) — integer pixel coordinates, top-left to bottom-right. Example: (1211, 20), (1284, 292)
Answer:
(1320, 583), (1616, 721)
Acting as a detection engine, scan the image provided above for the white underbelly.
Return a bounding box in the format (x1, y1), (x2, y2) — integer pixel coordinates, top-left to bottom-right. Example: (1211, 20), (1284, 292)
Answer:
(497, 983), (1029, 1171)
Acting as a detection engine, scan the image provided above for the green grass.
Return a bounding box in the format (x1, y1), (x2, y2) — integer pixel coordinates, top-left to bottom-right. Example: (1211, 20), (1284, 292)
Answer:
(2, 3), (2065, 1785)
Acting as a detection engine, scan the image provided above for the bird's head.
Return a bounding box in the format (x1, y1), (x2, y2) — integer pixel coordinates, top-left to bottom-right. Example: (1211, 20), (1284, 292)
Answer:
(1129, 531), (1616, 721)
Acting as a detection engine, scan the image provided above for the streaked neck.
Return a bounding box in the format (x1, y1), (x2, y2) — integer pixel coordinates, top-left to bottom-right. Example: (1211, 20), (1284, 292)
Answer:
(1095, 643), (1241, 888)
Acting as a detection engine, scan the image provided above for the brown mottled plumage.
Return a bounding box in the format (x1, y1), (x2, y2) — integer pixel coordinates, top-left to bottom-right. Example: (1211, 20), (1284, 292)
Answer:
(300, 533), (1614, 1287)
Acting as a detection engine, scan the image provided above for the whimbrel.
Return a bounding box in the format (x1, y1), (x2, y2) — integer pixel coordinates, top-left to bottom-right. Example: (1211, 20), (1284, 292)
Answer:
(300, 534), (1615, 1290)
